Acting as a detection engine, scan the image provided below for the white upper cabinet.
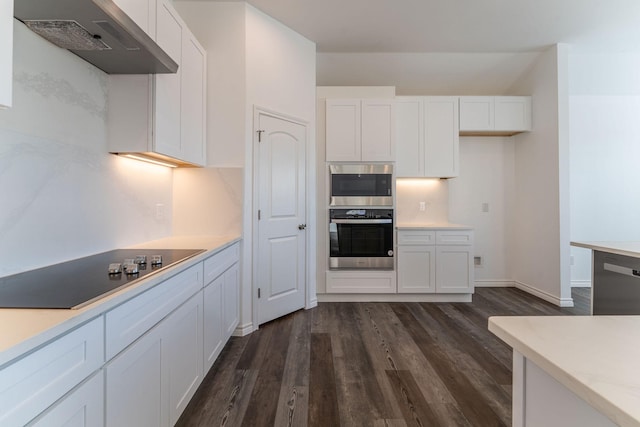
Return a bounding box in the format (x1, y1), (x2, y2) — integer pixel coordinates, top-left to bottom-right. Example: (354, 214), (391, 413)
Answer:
(396, 96), (459, 178)
(459, 96), (531, 135)
(112, 0), (156, 35)
(326, 98), (395, 161)
(1, 0), (13, 109)
(108, 0), (206, 167)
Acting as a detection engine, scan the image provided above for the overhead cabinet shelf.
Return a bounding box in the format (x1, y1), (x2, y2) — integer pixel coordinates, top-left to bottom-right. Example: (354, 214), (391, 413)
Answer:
(459, 96), (532, 136)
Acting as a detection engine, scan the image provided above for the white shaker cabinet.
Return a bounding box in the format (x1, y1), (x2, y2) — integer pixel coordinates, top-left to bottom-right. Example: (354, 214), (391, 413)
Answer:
(397, 229), (474, 294)
(459, 96), (531, 135)
(203, 243), (240, 372)
(1, 0), (13, 108)
(105, 292), (203, 427)
(396, 97), (459, 178)
(326, 98), (395, 161)
(108, 0), (206, 167)
(28, 373), (104, 427)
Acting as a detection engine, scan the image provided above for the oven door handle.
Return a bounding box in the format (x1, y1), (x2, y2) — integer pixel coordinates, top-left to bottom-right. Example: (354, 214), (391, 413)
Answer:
(330, 219), (393, 224)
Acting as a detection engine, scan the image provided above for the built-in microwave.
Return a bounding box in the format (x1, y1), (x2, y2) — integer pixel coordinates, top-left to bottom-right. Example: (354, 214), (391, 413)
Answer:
(329, 164), (393, 206)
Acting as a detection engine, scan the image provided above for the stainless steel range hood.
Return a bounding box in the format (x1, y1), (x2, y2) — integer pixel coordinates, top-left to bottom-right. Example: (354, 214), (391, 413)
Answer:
(14, 0), (178, 74)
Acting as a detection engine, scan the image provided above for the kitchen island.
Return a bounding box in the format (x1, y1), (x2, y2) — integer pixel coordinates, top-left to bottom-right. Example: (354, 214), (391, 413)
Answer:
(0, 234), (241, 427)
(571, 241), (640, 314)
(489, 315), (640, 427)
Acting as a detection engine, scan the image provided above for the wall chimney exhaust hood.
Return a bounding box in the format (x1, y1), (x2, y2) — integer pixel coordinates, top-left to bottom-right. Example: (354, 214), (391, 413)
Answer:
(14, 0), (178, 74)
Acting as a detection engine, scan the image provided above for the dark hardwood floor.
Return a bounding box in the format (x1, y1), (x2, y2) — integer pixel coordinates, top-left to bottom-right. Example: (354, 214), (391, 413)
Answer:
(176, 287), (590, 427)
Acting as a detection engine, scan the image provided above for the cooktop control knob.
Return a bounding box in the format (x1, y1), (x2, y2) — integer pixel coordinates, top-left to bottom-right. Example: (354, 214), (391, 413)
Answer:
(151, 255), (163, 266)
(108, 263), (122, 274)
(135, 255), (147, 264)
(123, 263), (139, 275)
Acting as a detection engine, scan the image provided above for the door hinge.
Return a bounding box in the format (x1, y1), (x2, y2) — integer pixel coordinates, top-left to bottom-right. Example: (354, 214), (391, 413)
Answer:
(257, 129), (264, 142)
(258, 288), (261, 298)
(258, 210), (261, 220)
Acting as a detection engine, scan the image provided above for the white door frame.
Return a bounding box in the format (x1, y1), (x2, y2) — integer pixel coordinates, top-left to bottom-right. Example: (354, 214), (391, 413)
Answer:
(251, 106), (316, 330)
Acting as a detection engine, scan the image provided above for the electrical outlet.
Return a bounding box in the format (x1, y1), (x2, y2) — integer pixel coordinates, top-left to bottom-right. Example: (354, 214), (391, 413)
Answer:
(481, 203), (489, 213)
(474, 256), (483, 267)
(419, 201), (426, 211)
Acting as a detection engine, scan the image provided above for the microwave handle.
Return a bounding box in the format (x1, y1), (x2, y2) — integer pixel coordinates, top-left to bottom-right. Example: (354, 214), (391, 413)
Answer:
(331, 219), (393, 224)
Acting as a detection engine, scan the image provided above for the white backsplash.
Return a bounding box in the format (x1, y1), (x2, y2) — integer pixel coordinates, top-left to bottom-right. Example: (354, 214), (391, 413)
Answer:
(0, 23), (173, 277)
(396, 178), (449, 224)
(173, 167), (243, 237)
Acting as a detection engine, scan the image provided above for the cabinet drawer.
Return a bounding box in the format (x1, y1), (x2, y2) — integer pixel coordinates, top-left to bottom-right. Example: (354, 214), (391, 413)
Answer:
(105, 262), (203, 360)
(326, 270), (396, 293)
(436, 230), (474, 245)
(397, 230), (436, 245)
(0, 317), (104, 427)
(204, 243), (239, 285)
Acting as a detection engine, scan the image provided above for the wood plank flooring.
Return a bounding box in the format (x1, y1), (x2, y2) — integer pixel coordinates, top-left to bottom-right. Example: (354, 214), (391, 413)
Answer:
(176, 287), (590, 427)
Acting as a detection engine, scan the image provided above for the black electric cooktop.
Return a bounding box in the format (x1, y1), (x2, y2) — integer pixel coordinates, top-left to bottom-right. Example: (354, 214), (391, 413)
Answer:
(0, 248), (205, 309)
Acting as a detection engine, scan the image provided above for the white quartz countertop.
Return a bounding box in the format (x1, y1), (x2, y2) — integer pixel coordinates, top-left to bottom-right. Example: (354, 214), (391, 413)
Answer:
(571, 241), (640, 259)
(489, 315), (640, 427)
(396, 222), (473, 230)
(0, 234), (240, 367)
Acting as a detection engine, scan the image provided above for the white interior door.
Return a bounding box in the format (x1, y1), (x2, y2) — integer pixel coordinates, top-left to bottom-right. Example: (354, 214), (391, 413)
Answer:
(256, 112), (307, 325)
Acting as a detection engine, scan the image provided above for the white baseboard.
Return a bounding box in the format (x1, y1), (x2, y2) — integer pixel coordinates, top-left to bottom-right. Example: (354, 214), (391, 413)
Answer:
(233, 322), (254, 337)
(316, 293), (473, 303)
(515, 281), (574, 307)
(571, 280), (591, 288)
(475, 280), (515, 288)
(306, 296), (318, 309)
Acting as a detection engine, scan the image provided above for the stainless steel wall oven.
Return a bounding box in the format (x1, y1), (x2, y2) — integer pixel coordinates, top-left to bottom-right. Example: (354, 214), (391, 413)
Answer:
(329, 164), (393, 206)
(329, 209), (394, 270)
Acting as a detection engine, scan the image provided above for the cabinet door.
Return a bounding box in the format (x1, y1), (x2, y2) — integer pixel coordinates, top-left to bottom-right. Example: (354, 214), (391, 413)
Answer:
(424, 97), (459, 178)
(459, 96), (494, 131)
(361, 99), (395, 161)
(203, 275), (224, 372)
(435, 246), (474, 293)
(154, 0), (183, 160)
(180, 33), (206, 166)
(495, 96), (531, 131)
(395, 97), (424, 177)
(397, 245), (436, 293)
(0, 0), (13, 108)
(326, 99), (361, 161)
(223, 264), (240, 337)
(163, 293), (203, 426)
(105, 326), (164, 427)
(28, 373), (104, 427)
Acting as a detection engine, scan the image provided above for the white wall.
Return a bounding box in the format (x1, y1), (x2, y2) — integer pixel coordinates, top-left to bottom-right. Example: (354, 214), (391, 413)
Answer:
(396, 179), (449, 225)
(173, 167), (243, 236)
(317, 52), (541, 95)
(508, 44), (573, 306)
(0, 23), (173, 277)
(449, 137), (516, 286)
(569, 53), (640, 286)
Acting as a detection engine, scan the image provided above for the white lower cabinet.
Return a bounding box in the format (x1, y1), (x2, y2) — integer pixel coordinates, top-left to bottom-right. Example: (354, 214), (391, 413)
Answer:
(203, 244), (240, 372)
(397, 229), (474, 294)
(28, 372), (104, 427)
(397, 245), (436, 293)
(203, 274), (224, 372)
(326, 270), (397, 293)
(223, 263), (240, 336)
(106, 292), (203, 427)
(0, 317), (104, 427)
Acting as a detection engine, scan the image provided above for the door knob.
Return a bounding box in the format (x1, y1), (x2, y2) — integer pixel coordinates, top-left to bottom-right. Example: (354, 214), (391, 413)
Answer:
(298, 224), (307, 230)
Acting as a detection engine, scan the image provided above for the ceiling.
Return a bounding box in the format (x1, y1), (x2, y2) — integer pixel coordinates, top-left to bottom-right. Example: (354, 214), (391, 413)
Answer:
(211, 0), (640, 53)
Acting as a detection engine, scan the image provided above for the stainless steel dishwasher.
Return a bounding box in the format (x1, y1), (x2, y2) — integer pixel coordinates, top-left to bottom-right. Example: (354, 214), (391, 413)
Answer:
(593, 250), (640, 314)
